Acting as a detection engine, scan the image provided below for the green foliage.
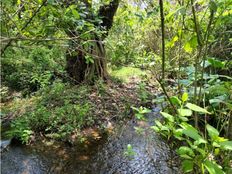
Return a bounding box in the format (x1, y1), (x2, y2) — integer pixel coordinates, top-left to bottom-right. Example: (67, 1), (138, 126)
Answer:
(1, 1), (231, 173)
(124, 144), (136, 157)
(2, 46), (65, 93)
(152, 93), (232, 174)
(8, 118), (33, 144)
(132, 106), (151, 120)
(8, 81), (94, 143)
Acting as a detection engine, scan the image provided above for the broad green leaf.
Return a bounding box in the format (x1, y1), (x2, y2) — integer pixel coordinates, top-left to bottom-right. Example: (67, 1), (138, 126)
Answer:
(209, 98), (223, 104)
(206, 124), (219, 139)
(215, 136), (228, 143)
(178, 109), (192, 117)
(182, 160), (194, 173)
(174, 129), (183, 139)
(204, 160), (225, 174)
(184, 42), (192, 53)
(208, 58), (224, 68)
(180, 154), (193, 159)
(177, 146), (195, 157)
(170, 96), (182, 106)
(155, 120), (163, 128)
(180, 123), (206, 143)
(186, 103), (211, 114)
(214, 148), (220, 155)
(179, 116), (189, 121)
(151, 126), (159, 132)
(160, 112), (174, 122)
(194, 146), (206, 156)
(195, 138), (208, 145)
(182, 92), (188, 102)
(219, 141), (232, 150)
(212, 142), (220, 147)
(160, 125), (170, 131)
(71, 9), (80, 19)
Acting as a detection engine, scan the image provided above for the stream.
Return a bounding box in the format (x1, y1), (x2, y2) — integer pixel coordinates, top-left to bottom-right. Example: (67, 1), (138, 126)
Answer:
(1, 109), (181, 174)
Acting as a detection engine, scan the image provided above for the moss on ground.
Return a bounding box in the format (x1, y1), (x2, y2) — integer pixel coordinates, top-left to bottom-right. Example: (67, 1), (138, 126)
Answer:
(110, 67), (146, 83)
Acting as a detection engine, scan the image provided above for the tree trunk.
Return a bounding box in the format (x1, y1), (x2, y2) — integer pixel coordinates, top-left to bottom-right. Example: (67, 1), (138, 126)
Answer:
(66, 0), (119, 83)
(66, 40), (108, 83)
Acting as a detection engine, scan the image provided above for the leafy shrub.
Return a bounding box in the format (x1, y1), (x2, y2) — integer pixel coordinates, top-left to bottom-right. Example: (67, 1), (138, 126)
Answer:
(2, 46), (65, 93)
(8, 81), (94, 143)
(152, 93), (232, 174)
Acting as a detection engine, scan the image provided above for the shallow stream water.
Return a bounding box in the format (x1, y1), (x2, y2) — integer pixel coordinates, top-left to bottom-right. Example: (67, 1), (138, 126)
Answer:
(1, 110), (181, 174)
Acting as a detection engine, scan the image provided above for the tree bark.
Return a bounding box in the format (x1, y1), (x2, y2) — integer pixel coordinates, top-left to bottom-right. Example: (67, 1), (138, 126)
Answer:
(66, 0), (119, 83)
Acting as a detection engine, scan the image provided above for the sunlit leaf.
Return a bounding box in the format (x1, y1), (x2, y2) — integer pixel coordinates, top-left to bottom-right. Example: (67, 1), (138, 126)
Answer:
(180, 123), (207, 143)
(204, 160), (225, 174)
(189, 36), (198, 49)
(206, 124), (219, 139)
(219, 141), (232, 151)
(151, 125), (159, 132)
(186, 103), (211, 114)
(160, 112), (174, 122)
(208, 58), (224, 68)
(177, 146), (195, 157)
(182, 92), (188, 102)
(170, 96), (182, 106)
(184, 42), (193, 53)
(179, 116), (189, 121)
(178, 109), (192, 117)
(155, 120), (163, 128)
(72, 9), (80, 19)
(182, 160), (194, 173)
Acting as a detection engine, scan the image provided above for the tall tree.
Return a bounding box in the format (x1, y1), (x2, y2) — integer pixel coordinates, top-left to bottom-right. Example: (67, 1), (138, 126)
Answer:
(1, 0), (120, 84)
(65, 0), (120, 83)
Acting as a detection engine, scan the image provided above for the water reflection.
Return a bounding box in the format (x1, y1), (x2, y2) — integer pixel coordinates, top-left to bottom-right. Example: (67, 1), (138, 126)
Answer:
(1, 112), (180, 174)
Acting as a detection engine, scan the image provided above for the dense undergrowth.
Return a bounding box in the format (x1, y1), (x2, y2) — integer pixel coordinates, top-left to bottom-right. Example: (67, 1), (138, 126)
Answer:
(1, 0), (232, 173)
(1, 72), (151, 144)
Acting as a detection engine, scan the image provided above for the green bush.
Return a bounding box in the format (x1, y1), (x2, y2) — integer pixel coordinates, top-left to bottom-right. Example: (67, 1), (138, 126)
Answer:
(152, 93), (232, 174)
(2, 46), (65, 93)
(8, 81), (94, 143)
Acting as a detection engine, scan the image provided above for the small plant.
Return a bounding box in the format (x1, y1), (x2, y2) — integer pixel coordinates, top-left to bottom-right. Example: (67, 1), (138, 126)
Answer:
(124, 144), (136, 157)
(8, 118), (33, 144)
(137, 82), (151, 103)
(152, 93), (232, 174)
(131, 106), (151, 120)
